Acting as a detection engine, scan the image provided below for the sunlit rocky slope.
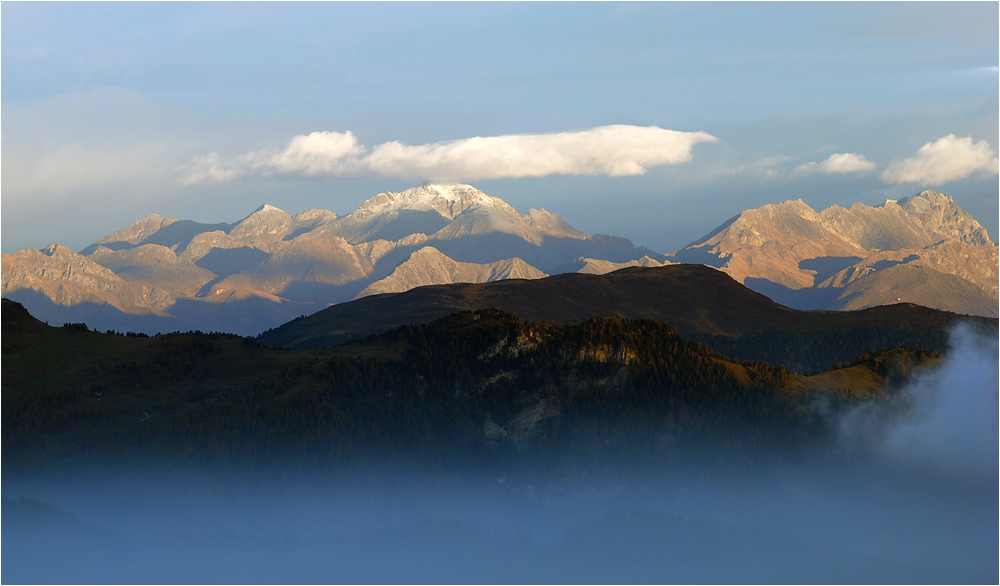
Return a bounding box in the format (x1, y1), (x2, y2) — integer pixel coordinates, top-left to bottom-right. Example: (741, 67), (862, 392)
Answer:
(671, 190), (998, 316)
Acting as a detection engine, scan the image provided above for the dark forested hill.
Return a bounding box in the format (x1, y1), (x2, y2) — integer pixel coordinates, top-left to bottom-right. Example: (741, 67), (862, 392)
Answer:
(2, 299), (938, 470)
(257, 264), (993, 372)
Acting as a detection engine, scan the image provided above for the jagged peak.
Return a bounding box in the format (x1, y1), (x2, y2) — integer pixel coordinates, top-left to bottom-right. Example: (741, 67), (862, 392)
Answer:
(738, 198), (812, 213)
(898, 190), (954, 214)
(916, 189), (945, 200)
(895, 190), (992, 246)
(777, 198), (814, 210)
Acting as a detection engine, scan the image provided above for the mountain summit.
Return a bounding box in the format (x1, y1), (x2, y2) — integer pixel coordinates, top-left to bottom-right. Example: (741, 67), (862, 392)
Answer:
(351, 183), (513, 222)
(331, 183), (587, 245)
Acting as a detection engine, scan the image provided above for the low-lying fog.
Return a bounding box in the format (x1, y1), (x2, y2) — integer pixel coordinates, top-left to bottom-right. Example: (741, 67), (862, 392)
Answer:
(4, 325), (997, 584)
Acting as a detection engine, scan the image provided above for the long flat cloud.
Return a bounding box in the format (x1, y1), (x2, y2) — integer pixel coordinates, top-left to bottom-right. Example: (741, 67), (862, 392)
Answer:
(178, 125), (718, 184)
(881, 134), (999, 185)
(793, 152), (876, 176)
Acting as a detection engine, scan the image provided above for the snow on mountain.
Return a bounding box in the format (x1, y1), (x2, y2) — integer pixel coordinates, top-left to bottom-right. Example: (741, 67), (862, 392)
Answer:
(351, 183), (512, 221)
(331, 183), (587, 245)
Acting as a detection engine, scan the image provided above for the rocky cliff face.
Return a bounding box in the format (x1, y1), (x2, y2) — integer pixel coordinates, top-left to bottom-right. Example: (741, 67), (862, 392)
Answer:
(673, 190), (998, 316)
(1, 244), (173, 314)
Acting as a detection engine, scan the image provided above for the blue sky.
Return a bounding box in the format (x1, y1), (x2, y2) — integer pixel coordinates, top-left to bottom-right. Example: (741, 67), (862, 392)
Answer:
(3, 2), (998, 254)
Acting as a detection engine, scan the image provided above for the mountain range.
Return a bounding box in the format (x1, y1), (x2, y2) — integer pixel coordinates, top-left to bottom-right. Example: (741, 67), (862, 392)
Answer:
(671, 190), (998, 316)
(2, 184), (996, 336)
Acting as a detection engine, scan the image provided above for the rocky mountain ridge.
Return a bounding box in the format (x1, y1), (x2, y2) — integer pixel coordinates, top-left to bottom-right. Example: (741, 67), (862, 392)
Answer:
(671, 190), (997, 316)
(3, 184), (656, 335)
(3, 186), (996, 337)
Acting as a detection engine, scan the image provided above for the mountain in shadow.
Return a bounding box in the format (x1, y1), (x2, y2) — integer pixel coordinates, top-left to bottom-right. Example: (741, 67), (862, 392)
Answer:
(257, 264), (993, 372)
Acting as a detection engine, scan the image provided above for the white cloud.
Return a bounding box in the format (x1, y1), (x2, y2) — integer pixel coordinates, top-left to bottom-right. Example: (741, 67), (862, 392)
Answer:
(881, 134), (999, 185)
(177, 125), (718, 184)
(269, 131), (368, 175)
(793, 152), (876, 176)
(837, 323), (999, 479)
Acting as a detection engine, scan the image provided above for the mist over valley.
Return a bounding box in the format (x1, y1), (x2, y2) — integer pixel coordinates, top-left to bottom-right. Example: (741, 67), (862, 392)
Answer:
(3, 293), (997, 583)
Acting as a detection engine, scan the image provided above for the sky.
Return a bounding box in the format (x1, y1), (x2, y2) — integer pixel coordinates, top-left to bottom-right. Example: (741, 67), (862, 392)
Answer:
(2, 2), (998, 255)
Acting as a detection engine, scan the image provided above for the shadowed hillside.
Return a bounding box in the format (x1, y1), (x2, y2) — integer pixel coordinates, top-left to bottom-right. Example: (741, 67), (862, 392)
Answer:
(257, 264), (994, 372)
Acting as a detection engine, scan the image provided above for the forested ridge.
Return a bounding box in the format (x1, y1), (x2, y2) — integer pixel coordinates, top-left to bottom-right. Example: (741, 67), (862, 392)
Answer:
(2, 299), (941, 469)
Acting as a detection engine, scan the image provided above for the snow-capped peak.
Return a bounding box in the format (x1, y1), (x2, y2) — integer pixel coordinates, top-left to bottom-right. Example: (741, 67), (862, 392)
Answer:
(350, 183), (516, 221)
